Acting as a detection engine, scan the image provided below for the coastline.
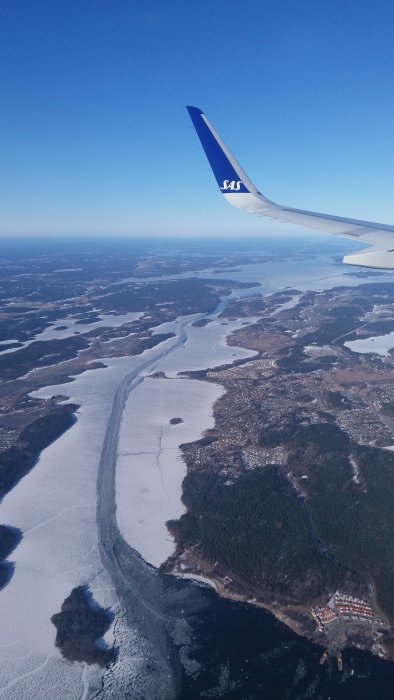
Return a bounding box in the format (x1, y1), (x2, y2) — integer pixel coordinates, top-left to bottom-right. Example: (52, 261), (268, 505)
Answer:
(163, 337), (321, 647)
(174, 563), (315, 641)
(114, 310), (257, 567)
(168, 517), (393, 662)
(163, 284), (394, 664)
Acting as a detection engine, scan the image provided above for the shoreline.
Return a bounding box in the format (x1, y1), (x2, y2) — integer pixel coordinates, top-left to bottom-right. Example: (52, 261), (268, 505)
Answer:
(115, 306), (257, 567)
(169, 558), (393, 662)
(169, 552), (317, 644)
(163, 284), (394, 664)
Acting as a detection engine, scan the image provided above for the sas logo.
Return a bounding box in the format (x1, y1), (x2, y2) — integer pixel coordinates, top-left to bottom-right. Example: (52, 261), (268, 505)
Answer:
(220, 180), (243, 191)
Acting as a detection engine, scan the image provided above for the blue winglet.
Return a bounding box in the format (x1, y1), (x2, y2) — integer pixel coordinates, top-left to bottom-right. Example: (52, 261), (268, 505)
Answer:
(186, 106), (250, 194)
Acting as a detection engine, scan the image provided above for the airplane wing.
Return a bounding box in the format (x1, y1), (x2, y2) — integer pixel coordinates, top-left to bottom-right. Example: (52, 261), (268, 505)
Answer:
(186, 106), (394, 269)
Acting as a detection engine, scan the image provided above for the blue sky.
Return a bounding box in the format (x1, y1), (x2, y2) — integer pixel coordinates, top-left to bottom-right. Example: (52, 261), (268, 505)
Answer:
(1, 0), (394, 237)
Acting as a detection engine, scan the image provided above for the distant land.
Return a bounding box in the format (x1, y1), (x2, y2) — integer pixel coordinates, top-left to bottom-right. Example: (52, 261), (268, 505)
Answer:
(165, 281), (394, 660)
(2, 235), (394, 699)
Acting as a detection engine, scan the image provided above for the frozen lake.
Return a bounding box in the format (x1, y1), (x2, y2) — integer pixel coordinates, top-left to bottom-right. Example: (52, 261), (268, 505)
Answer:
(1, 235), (393, 698)
(345, 331), (394, 356)
(0, 311), (142, 355)
(116, 313), (256, 567)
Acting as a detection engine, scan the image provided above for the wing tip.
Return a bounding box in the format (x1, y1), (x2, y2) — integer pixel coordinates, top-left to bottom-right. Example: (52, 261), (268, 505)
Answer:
(186, 105), (204, 118)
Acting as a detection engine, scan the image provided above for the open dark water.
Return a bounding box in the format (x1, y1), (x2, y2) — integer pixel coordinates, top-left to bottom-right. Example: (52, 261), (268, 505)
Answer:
(179, 586), (394, 700)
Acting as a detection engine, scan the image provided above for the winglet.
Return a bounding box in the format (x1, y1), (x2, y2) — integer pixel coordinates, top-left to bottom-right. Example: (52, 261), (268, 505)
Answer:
(186, 106), (258, 195)
(186, 108), (394, 269)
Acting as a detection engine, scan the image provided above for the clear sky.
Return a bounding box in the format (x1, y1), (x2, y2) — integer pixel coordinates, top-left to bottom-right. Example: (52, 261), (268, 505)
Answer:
(1, 0), (394, 237)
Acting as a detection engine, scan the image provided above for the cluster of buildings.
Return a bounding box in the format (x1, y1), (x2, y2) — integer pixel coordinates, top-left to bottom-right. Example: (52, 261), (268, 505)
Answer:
(312, 592), (377, 632)
(336, 408), (392, 446)
(0, 426), (18, 450)
(206, 358), (276, 382)
(241, 445), (286, 469)
(311, 606), (338, 630)
(184, 289), (394, 484)
(334, 594), (374, 620)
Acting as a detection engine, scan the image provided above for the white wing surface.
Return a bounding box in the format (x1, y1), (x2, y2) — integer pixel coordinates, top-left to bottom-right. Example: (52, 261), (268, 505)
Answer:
(187, 106), (394, 269)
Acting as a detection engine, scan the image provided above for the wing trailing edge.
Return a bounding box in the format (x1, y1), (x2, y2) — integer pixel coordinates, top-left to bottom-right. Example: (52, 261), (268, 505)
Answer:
(186, 105), (394, 269)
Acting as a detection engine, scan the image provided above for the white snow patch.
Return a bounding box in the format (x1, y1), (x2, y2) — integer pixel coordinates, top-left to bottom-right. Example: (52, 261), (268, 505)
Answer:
(345, 332), (394, 356)
(349, 454), (361, 484)
(117, 377), (224, 567)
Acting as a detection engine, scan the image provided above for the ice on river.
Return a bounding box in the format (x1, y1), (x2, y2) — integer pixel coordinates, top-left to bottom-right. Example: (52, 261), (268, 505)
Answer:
(117, 376), (224, 567)
(116, 314), (257, 567)
(0, 352), (150, 699)
(157, 314), (255, 378)
(1, 236), (385, 697)
(0, 307), (255, 697)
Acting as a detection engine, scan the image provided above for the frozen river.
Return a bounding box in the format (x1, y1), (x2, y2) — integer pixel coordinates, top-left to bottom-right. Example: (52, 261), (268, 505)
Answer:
(116, 311), (256, 567)
(0, 235), (392, 699)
